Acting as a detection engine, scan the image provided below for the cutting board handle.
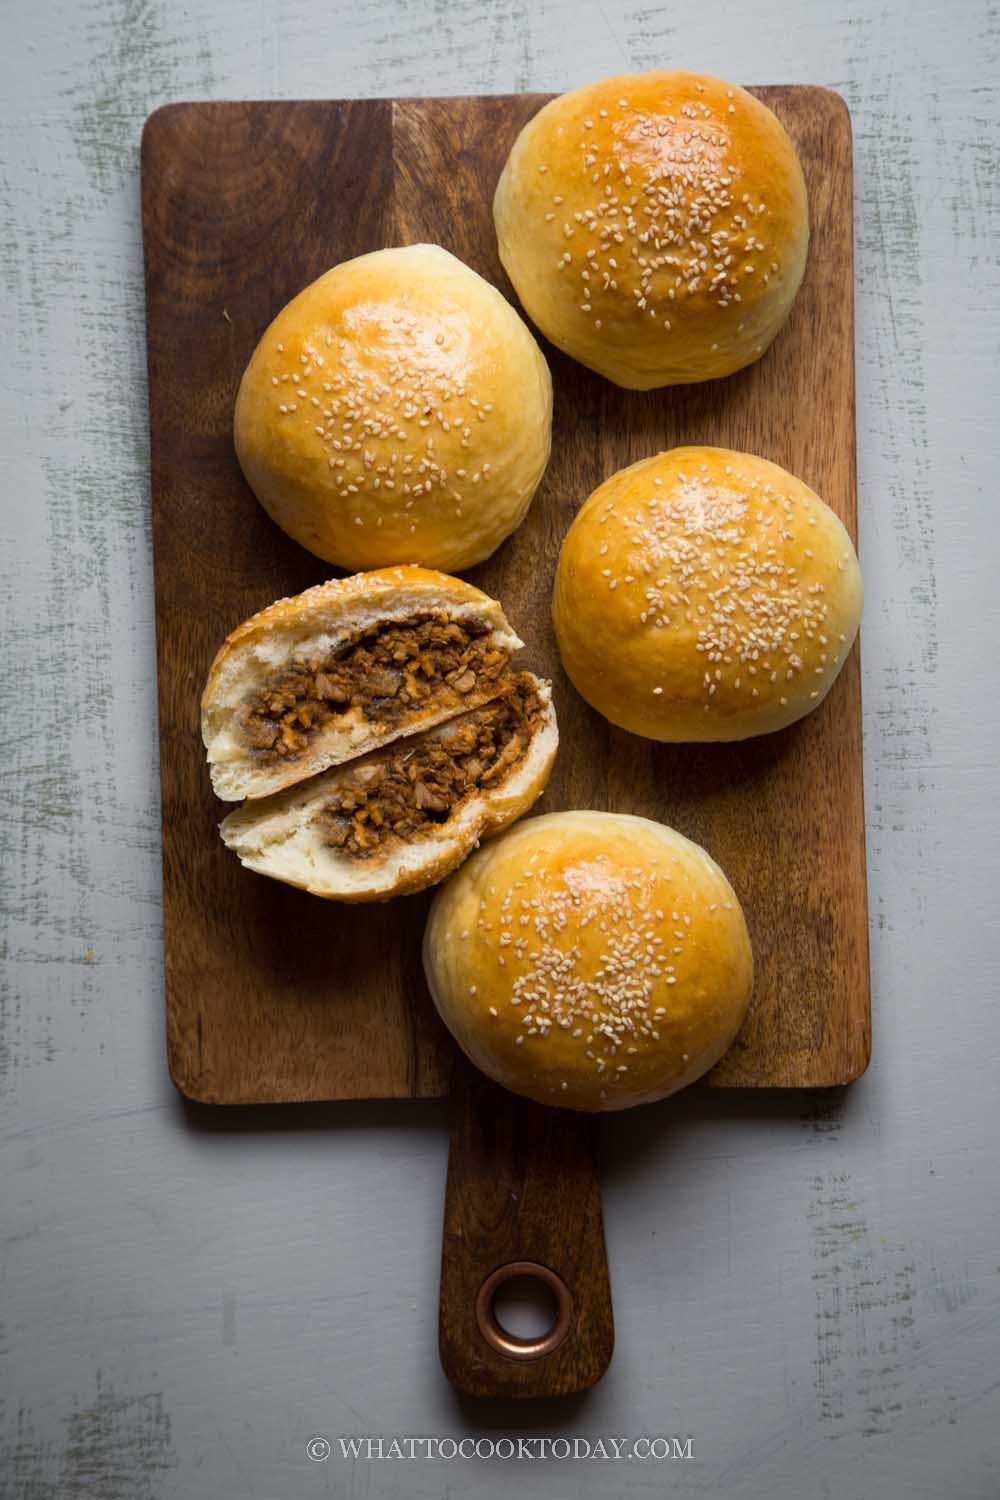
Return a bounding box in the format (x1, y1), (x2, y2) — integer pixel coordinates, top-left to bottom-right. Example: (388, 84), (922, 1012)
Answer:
(439, 1054), (614, 1398)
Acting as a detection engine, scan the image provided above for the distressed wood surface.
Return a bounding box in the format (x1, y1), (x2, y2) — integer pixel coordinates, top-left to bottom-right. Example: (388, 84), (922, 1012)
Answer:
(144, 87), (867, 1107)
(3, 0), (999, 1495)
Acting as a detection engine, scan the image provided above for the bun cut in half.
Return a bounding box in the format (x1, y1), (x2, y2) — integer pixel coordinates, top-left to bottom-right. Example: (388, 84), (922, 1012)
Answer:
(424, 811), (753, 1110)
(219, 675), (557, 902)
(203, 566), (524, 802)
(553, 448), (862, 742)
(494, 71), (809, 389)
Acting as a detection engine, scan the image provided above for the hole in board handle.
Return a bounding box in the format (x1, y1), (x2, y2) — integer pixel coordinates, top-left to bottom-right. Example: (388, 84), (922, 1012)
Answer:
(475, 1261), (573, 1360)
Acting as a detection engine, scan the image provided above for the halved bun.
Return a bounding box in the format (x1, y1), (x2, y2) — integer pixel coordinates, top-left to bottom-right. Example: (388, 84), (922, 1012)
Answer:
(202, 565), (523, 801)
(218, 676), (557, 902)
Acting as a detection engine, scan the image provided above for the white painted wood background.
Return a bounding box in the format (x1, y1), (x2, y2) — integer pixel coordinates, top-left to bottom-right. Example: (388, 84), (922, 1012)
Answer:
(2, 0), (998, 1495)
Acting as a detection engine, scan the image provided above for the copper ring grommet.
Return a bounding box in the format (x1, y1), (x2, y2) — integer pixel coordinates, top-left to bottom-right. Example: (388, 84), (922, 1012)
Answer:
(475, 1260), (573, 1360)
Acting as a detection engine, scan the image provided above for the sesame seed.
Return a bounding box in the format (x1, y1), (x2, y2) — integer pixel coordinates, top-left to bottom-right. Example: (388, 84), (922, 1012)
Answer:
(595, 463), (840, 709)
(531, 89), (786, 331)
(268, 302), (496, 517)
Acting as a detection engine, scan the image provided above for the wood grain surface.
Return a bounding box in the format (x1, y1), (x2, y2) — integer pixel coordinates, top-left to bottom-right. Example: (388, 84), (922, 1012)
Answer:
(142, 87), (868, 1106)
(439, 1057), (613, 1398)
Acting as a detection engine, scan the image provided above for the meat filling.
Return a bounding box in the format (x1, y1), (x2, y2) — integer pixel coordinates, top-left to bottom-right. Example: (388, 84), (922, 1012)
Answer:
(241, 614), (508, 764)
(317, 675), (544, 859)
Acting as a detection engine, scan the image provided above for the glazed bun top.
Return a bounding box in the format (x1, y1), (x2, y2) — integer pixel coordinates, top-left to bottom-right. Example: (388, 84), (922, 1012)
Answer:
(552, 448), (862, 742)
(234, 245), (552, 572)
(494, 72), (809, 388)
(423, 811), (754, 1111)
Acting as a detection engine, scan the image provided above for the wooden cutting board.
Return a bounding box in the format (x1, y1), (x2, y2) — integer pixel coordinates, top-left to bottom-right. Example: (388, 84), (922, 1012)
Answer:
(142, 88), (868, 1108)
(143, 88), (867, 1399)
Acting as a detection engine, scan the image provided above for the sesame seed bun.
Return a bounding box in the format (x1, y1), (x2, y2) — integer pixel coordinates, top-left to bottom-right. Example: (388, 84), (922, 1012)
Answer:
(552, 448), (862, 742)
(493, 72), (809, 388)
(202, 566), (523, 801)
(234, 244), (553, 571)
(423, 811), (753, 1111)
(218, 677), (558, 904)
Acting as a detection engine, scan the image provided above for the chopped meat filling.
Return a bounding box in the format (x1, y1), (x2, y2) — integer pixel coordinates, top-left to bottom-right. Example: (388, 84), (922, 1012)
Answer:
(317, 674), (544, 858)
(241, 614), (508, 764)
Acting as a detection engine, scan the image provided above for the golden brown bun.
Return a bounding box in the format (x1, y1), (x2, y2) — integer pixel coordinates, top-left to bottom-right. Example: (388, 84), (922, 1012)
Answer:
(202, 566), (523, 801)
(552, 448), (862, 741)
(234, 244), (552, 571)
(423, 811), (753, 1110)
(219, 678), (558, 903)
(493, 72), (809, 388)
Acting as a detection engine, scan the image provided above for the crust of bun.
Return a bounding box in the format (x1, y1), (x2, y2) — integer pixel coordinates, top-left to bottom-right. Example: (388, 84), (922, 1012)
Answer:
(494, 72), (809, 388)
(423, 811), (753, 1110)
(203, 566), (523, 801)
(218, 678), (557, 902)
(552, 447), (862, 742)
(234, 244), (552, 571)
